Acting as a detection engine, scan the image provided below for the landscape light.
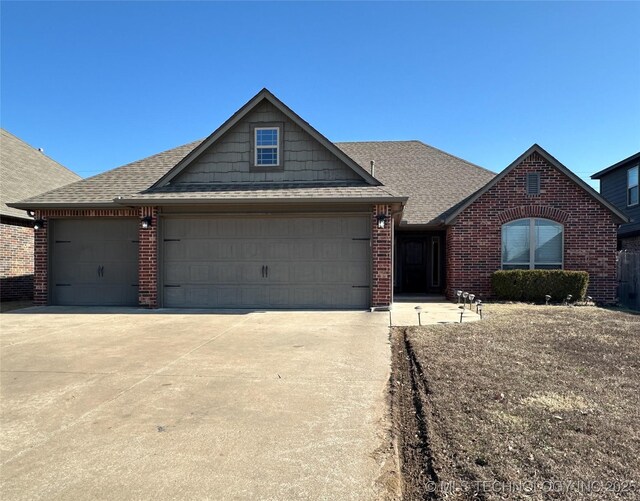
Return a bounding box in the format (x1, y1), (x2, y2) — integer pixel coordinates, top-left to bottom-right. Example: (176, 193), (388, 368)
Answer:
(462, 292), (469, 306)
(475, 299), (482, 313)
(477, 303), (483, 319)
(459, 305), (465, 323)
(468, 294), (475, 309)
(545, 294), (551, 306)
(456, 290), (462, 303)
(565, 294), (573, 305)
(415, 306), (423, 326)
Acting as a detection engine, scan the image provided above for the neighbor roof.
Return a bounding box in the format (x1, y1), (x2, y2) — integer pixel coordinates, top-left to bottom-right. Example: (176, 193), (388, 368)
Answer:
(337, 141), (496, 225)
(591, 151), (640, 180)
(1, 129), (81, 219)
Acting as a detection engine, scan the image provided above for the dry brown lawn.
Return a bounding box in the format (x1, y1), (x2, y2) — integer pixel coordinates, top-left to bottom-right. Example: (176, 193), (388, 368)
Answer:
(393, 304), (640, 500)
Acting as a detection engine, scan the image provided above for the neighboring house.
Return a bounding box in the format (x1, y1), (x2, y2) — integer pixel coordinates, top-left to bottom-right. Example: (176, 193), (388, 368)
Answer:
(9, 89), (627, 308)
(1, 129), (81, 302)
(591, 152), (640, 250)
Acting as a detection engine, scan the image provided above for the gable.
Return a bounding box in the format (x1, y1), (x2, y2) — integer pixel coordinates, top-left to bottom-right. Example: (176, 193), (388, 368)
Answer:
(444, 145), (628, 225)
(168, 98), (366, 186)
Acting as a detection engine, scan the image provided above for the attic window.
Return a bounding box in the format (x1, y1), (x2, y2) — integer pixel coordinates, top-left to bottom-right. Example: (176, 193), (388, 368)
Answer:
(255, 127), (280, 166)
(526, 172), (540, 195)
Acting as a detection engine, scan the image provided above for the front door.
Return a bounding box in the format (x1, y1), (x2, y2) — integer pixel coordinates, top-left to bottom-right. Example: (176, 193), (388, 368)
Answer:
(401, 239), (427, 293)
(397, 233), (444, 294)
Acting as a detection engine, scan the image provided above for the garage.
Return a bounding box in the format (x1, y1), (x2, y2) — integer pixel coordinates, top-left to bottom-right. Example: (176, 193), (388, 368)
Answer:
(162, 215), (371, 309)
(50, 219), (138, 306)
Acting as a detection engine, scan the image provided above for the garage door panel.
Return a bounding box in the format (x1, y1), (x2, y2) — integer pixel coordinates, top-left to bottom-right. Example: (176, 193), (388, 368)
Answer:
(51, 219), (138, 306)
(162, 216), (370, 309)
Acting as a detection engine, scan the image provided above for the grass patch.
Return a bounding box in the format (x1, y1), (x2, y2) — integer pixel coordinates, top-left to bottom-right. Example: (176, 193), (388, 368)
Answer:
(394, 304), (639, 500)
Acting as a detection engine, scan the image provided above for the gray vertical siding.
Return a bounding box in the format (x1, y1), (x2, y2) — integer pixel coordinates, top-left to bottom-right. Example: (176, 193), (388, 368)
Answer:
(172, 101), (363, 184)
(600, 166), (640, 225)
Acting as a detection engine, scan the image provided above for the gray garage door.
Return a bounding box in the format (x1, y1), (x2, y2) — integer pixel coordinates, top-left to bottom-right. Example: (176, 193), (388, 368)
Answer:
(162, 216), (370, 309)
(51, 219), (139, 306)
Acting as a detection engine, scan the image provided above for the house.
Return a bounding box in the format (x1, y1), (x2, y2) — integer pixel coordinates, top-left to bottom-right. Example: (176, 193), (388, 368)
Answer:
(591, 151), (640, 251)
(9, 89), (627, 308)
(1, 129), (81, 302)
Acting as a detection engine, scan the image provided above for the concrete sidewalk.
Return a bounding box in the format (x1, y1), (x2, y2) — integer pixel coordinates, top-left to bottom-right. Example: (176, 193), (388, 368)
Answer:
(389, 296), (482, 326)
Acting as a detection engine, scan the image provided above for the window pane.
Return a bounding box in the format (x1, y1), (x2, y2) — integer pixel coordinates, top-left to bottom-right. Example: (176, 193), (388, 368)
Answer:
(502, 220), (530, 265)
(629, 166), (639, 188)
(503, 264), (530, 270)
(629, 186), (639, 205)
(534, 219), (562, 264)
(256, 128), (278, 146)
(257, 147), (278, 165)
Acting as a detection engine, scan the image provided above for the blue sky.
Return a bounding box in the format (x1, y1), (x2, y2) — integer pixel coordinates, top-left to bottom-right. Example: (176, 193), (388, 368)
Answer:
(2, 1), (639, 189)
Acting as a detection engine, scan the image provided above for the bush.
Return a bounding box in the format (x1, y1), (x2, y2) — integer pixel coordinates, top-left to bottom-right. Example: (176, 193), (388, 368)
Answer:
(491, 270), (589, 303)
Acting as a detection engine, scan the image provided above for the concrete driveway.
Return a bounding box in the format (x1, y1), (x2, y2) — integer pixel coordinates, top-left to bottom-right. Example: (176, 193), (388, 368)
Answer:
(1, 308), (395, 500)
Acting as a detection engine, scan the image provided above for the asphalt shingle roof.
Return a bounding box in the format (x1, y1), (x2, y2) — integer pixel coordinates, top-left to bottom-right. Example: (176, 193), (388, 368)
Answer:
(14, 138), (496, 225)
(1, 129), (81, 219)
(336, 141), (496, 225)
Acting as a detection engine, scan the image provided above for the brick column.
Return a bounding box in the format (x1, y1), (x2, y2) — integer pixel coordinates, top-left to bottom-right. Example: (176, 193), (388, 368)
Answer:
(33, 211), (48, 305)
(138, 207), (158, 308)
(371, 204), (392, 308)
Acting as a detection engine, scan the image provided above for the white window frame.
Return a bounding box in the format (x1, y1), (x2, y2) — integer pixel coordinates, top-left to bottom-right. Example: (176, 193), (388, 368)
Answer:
(254, 126), (280, 167)
(501, 218), (564, 270)
(628, 165), (639, 207)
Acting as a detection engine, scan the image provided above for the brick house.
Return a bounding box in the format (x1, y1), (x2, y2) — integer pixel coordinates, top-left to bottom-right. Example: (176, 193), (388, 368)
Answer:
(9, 90), (627, 308)
(1, 129), (80, 302)
(591, 151), (640, 251)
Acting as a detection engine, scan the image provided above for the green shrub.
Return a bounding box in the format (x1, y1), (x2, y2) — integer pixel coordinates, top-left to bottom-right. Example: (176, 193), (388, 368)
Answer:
(491, 270), (589, 303)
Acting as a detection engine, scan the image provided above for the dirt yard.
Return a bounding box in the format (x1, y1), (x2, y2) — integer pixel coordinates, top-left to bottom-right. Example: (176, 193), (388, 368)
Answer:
(390, 304), (639, 500)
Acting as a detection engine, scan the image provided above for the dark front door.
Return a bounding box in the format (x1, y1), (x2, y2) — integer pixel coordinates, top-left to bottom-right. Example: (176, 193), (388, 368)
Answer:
(401, 239), (428, 293)
(397, 233), (444, 294)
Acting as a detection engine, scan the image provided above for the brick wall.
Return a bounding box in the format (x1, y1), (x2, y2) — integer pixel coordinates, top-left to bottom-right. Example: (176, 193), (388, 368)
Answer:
(446, 151), (619, 304)
(372, 204), (392, 308)
(32, 208), (157, 307)
(621, 235), (640, 251)
(0, 217), (34, 301)
(138, 207), (158, 308)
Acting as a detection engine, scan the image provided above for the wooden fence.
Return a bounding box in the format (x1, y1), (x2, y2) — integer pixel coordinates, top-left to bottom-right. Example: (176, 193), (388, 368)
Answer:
(617, 250), (640, 310)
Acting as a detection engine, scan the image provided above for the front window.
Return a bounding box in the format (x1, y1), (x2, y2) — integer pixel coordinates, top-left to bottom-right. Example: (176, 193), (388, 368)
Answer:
(502, 218), (563, 270)
(255, 127), (279, 166)
(628, 165), (639, 206)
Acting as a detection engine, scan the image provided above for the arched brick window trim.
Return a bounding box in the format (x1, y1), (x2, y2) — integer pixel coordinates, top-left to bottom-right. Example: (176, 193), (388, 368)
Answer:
(497, 205), (570, 225)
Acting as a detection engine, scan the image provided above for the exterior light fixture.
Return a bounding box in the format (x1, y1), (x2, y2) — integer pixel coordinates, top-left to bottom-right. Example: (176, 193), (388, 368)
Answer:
(462, 292), (469, 306)
(477, 303), (483, 319)
(475, 299), (482, 313)
(565, 294), (573, 305)
(376, 213), (387, 229)
(459, 305), (465, 323)
(141, 216), (153, 229)
(456, 290), (462, 303)
(33, 219), (45, 230)
(586, 296), (593, 305)
(27, 210), (35, 217)
(545, 294), (551, 306)
(468, 294), (475, 309)
(415, 305), (423, 326)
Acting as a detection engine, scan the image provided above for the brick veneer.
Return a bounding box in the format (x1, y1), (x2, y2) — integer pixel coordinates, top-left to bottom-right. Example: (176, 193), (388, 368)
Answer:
(32, 208), (159, 307)
(138, 207), (158, 308)
(371, 204), (392, 308)
(0, 217), (34, 301)
(446, 152), (619, 304)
